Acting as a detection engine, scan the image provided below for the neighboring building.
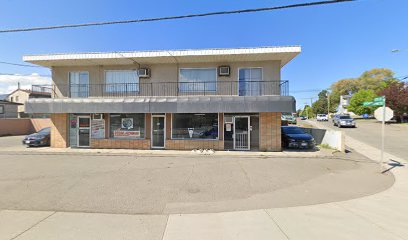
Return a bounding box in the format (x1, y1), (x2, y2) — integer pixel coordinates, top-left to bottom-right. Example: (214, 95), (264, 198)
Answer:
(337, 95), (352, 114)
(23, 46), (300, 151)
(0, 100), (23, 118)
(7, 85), (51, 118)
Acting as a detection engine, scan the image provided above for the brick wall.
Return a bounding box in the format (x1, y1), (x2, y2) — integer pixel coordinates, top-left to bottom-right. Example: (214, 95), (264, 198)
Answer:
(166, 139), (224, 150)
(91, 139), (150, 149)
(50, 113), (68, 148)
(259, 112), (281, 151)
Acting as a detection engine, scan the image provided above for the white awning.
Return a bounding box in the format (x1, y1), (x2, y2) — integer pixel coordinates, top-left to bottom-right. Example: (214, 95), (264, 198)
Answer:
(23, 46), (301, 67)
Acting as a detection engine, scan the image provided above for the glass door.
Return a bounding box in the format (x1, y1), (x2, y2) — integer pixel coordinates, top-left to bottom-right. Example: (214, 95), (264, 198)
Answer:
(77, 116), (90, 147)
(233, 116), (250, 150)
(152, 116), (165, 148)
(70, 72), (89, 98)
(238, 68), (262, 96)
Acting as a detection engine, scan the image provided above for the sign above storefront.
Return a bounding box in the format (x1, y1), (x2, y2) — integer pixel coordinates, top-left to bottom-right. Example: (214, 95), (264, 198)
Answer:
(114, 130), (140, 139)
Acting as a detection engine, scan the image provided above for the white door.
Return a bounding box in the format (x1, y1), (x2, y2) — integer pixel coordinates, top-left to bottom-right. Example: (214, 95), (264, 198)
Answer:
(233, 116), (250, 150)
(77, 116), (90, 147)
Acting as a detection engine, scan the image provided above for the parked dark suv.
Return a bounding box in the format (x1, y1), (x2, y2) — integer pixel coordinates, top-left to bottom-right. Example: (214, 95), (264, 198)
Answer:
(281, 126), (315, 149)
(22, 127), (51, 147)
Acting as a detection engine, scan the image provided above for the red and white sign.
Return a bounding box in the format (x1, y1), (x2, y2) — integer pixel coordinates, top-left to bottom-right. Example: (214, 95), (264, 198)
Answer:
(114, 130), (140, 139)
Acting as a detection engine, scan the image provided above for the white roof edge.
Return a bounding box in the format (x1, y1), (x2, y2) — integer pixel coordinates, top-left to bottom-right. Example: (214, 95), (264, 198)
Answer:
(23, 46), (301, 62)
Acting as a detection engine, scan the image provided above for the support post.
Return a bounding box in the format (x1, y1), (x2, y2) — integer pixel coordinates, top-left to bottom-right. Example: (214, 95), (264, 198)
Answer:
(381, 97), (386, 167)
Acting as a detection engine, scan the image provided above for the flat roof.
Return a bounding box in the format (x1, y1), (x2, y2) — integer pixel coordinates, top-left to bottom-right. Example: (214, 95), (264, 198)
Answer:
(23, 46), (301, 67)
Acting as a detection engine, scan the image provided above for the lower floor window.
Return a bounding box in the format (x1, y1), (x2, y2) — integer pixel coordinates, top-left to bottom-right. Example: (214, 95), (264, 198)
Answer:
(172, 113), (218, 139)
(110, 113), (145, 139)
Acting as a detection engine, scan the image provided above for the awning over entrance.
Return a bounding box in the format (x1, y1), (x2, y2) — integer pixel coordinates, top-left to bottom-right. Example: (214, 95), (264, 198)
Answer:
(25, 96), (296, 114)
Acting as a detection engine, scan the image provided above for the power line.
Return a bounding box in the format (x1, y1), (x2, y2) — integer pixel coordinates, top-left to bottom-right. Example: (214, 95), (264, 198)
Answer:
(0, 61), (45, 68)
(0, 0), (355, 33)
(290, 88), (324, 93)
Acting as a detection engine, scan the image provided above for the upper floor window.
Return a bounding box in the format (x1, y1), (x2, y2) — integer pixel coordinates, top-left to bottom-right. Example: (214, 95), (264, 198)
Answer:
(238, 68), (262, 96)
(179, 68), (217, 92)
(69, 72), (89, 98)
(105, 70), (139, 93)
(15, 96), (19, 102)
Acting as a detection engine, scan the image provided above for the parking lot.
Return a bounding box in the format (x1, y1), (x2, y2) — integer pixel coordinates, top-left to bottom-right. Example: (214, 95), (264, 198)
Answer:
(0, 135), (394, 215)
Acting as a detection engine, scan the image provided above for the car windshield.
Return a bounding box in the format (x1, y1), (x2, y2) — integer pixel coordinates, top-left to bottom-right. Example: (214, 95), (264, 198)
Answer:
(282, 127), (305, 134)
(339, 116), (352, 119)
(38, 128), (51, 134)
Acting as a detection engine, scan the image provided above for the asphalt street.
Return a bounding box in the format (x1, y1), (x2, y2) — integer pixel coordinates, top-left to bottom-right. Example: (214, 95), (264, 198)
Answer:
(309, 119), (408, 161)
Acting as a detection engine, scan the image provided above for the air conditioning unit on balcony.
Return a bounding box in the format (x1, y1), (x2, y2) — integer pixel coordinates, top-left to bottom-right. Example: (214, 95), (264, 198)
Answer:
(218, 66), (230, 76)
(138, 68), (150, 78)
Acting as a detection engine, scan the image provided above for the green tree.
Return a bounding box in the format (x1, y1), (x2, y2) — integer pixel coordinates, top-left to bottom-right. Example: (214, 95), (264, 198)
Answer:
(329, 68), (398, 109)
(330, 78), (359, 108)
(301, 105), (314, 118)
(358, 68), (396, 92)
(312, 90), (329, 115)
(347, 89), (376, 115)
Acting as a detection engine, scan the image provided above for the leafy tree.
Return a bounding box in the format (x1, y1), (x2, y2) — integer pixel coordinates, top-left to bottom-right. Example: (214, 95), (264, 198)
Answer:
(301, 105), (314, 118)
(312, 90), (330, 114)
(329, 68), (398, 109)
(330, 78), (359, 108)
(358, 68), (395, 92)
(347, 89), (376, 115)
(377, 82), (408, 122)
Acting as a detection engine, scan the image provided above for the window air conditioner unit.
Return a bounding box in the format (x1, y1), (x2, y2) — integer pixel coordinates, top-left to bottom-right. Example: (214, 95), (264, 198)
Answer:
(138, 68), (150, 78)
(218, 66), (230, 76)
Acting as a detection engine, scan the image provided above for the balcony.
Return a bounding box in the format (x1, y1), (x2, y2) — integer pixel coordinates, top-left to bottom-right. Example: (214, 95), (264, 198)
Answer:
(33, 80), (289, 98)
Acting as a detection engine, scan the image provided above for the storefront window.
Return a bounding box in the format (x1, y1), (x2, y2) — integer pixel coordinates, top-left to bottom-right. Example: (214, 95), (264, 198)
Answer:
(110, 114), (145, 139)
(172, 113), (218, 139)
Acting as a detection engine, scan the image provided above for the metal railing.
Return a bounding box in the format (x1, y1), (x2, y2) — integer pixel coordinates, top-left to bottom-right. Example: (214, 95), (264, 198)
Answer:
(34, 80), (289, 98)
(31, 85), (53, 94)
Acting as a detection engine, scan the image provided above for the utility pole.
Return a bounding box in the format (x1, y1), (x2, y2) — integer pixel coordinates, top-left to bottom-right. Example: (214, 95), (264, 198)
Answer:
(303, 102), (309, 119)
(326, 90), (331, 117)
(300, 97), (315, 119)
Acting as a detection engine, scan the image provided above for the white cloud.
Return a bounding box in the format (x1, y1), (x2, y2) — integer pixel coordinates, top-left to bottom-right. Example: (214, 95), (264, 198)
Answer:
(0, 73), (51, 94)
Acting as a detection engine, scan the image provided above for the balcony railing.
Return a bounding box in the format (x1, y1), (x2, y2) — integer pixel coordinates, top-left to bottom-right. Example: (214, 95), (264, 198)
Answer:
(34, 80), (289, 98)
(31, 85), (53, 94)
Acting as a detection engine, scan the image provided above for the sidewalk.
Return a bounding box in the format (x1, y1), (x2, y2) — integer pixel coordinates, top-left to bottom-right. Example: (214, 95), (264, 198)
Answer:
(0, 141), (334, 159)
(0, 133), (407, 239)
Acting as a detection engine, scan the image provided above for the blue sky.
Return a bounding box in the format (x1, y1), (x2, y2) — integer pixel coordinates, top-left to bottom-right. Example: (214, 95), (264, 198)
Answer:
(0, 0), (407, 109)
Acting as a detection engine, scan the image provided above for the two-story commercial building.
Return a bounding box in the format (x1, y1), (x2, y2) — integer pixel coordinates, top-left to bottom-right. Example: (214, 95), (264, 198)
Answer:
(23, 46), (299, 151)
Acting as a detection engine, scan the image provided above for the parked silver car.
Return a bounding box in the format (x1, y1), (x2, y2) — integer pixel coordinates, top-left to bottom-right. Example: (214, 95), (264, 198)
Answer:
(333, 115), (356, 128)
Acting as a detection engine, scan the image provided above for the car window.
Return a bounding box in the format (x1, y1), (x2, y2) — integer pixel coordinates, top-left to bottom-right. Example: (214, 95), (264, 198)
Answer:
(38, 128), (51, 134)
(339, 116), (352, 119)
(282, 127), (305, 134)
